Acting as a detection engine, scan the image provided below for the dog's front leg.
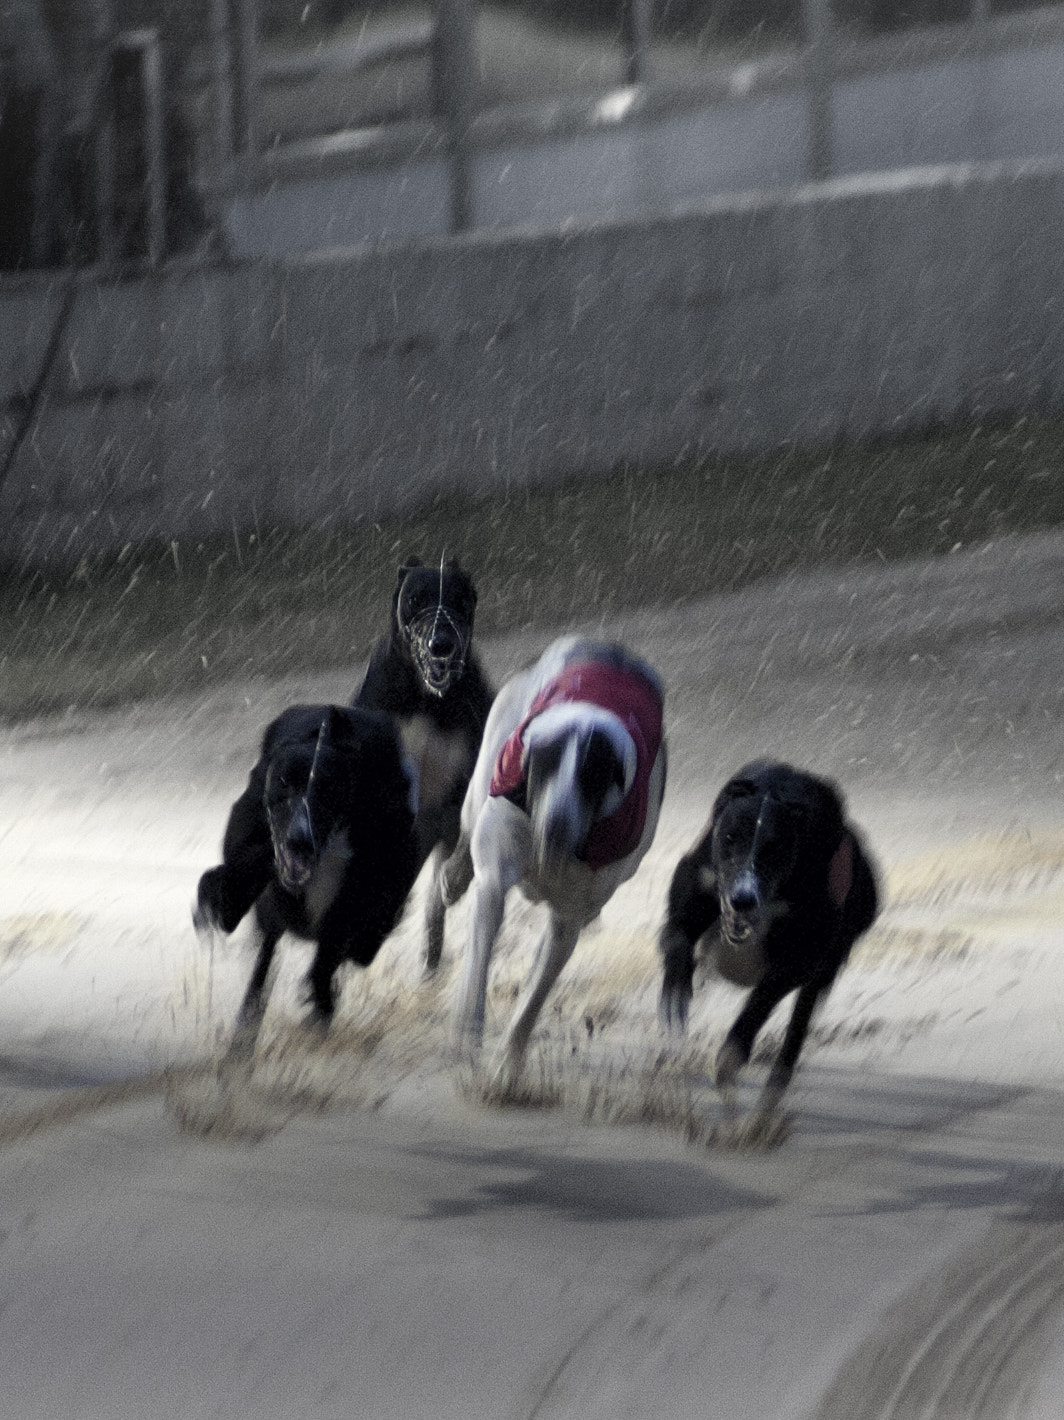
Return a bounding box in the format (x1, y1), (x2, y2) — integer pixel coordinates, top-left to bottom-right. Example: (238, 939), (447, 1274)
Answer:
(226, 889), (286, 1062)
(658, 851), (721, 1031)
(745, 979), (826, 1141)
(495, 913), (582, 1092)
(453, 873), (505, 1064)
(716, 971), (794, 1123)
(452, 801), (529, 1064)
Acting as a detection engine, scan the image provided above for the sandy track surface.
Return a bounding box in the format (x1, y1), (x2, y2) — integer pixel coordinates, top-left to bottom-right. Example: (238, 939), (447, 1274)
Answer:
(2, 530), (1064, 1418)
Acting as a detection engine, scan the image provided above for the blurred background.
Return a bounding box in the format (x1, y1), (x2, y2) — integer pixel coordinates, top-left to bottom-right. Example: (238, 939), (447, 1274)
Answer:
(3, 0), (1064, 704)
(2, 0), (1062, 262)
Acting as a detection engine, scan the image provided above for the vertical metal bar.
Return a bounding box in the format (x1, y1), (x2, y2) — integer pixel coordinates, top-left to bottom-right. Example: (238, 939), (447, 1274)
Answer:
(29, 76), (61, 266)
(621, 0), (653, 86)
(90, 0), (117, 264)
(433, 0), (477, 234)
(969, 0), (991, 161)
(139, 31), (166, 265)
(1, 0), (62, 265)
(209, 0), (234, 190)
(231, 0), (259, 157)
(802, 0), (833, 182)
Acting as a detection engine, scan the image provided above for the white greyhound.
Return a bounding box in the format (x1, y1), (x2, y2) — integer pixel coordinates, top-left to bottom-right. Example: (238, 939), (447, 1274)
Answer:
(444, 636), (666, 1086)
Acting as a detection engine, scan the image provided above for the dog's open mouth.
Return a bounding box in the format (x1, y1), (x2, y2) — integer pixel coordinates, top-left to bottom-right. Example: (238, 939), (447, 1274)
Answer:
(721, 902), (758, 947)
(275, 843), (316, 892)
(412, 642), (462, 698)
(405, 605), (469, 698)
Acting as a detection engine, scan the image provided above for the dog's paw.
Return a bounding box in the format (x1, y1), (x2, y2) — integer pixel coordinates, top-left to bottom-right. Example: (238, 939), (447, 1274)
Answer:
(422, 938), (445, 979)
(192, 868), (231, 935)
(450, 1026), (483, 1072)
(714, 1038), (744, 1090)
(191, 897), (218, 936)
(659, 983), (690, 1033)
(223, 1017), (260, 1066)
(489, 1052), (525, 1100)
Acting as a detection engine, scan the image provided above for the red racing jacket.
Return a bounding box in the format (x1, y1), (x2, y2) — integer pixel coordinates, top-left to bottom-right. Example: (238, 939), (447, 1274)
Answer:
(489, 659), (664, 870)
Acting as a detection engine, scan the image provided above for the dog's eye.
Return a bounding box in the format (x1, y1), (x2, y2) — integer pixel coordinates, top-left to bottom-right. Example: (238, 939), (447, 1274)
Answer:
(757, 837), (795, 874)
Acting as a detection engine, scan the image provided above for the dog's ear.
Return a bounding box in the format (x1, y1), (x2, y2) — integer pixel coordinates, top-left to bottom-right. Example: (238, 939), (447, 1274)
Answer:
(443, 557), (477, 606)
(392, 558), (423, 615)
(827, 831), (853, 908)
(318, 704), (360, 753)
(709, 773), (758, 833)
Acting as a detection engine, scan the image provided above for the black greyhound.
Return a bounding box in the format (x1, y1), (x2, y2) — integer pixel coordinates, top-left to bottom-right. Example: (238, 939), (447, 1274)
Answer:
(353, 557), (493, 972)
(195, 704), (420, 1057)
(659, 760), (878, 1138)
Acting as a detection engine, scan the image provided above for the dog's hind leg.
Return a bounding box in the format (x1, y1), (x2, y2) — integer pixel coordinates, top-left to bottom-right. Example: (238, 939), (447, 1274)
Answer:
(495, 913), (581, 1092)
(440, 831), (474, 909)
(423, 843), (449, 975)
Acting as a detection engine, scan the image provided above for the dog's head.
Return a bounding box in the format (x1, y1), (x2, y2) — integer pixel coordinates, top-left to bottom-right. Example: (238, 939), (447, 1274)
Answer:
(393, 557), (477, 698)
(710, 788), (804, 949)
(263, 710), (345, 892)
(262, 706), (416, 894)
(709, 762), (851, 946)
(522, 706), (634, 875)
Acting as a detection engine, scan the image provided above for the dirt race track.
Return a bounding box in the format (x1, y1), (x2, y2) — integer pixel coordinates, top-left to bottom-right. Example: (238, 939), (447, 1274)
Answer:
(4, 530), (1064, 1419)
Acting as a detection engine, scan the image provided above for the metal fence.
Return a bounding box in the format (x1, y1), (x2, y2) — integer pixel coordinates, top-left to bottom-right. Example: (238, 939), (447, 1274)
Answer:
(0, 0), (1059, 265)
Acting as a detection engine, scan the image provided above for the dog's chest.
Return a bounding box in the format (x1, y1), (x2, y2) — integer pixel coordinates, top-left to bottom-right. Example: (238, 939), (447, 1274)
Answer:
(704, 926), (767, 988)
(399, 714), (469, 816)
(304, 830), (352, 929)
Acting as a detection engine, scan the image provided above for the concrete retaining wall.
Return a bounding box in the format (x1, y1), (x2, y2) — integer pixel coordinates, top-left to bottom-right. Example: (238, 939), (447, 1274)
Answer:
(2, 153), (1063, 564)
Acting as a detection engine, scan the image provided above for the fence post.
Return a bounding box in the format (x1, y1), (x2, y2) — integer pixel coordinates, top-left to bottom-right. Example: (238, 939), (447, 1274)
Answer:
(112, 30), (166, 266)
(88, 0), (117, 263)
(621, 0), (653, 85)
(0, 0), (63, 265)
(433, 0), (477, 233)
(231, 0), (258, 156)
(209, 0), (235, 191)
(969, 0), (991, 160)
(802, 0), (833, 181)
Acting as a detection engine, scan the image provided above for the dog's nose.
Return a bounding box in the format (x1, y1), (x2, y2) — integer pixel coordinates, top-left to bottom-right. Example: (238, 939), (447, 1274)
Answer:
(729, 874), (760, 914)
(429, 628), (457, 657)
(286, 805), (314, 853)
